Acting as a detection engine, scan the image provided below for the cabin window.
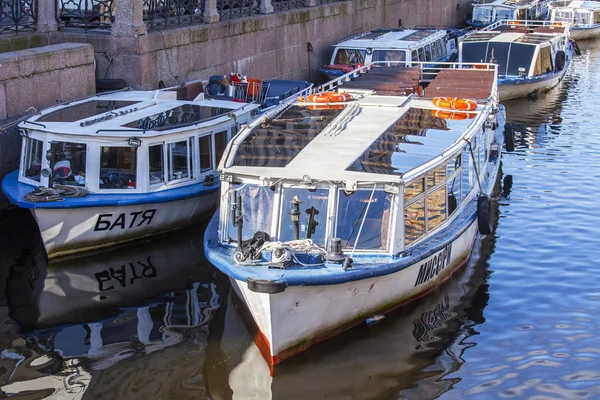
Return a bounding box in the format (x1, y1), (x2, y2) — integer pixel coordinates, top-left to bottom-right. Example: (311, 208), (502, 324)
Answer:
(575, 11), (590, 25)
(336, 189), (392, 250)
(426, 165), (446, 189)
(427, 186), (447, 231)
(214, 130), (228, 167)
(418, 47), (425, 63)
(495, 8), (512, 20)
(167, 141), (190, 182)
(279, 188), (329, 246)
(424, 44), (432, 62)
(431, 41), (440, 60)
(189, 137), (195, 179)
(199, 134), (213, 172)
(447, 155), (461, 176)
(594, 11), (600, 24)
(439, 39), (447, 58)
(99, 146), (137, 189)
(506, 44), (535, 76)
(372, 50), (406, 63)
(516, 9), (526, 20)
(473, 7), (492, 24)
(50, 142), (87, 186)
(534, 46), (554, 76)
(23, 138), (43, 182)
(404, 178), (424, 202)
(227, 185), (275, 242)
(149, 144), (164, 186)
(405, 199), (425, 246)
(461, 145), (473, 200)
(333, 48), (366, 65)
(448, 177), (461, 215)
(411, 50), (418, 62)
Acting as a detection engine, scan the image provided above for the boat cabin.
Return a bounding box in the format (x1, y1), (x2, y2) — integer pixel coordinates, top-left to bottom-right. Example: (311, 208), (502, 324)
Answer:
(215, 64), (500, 256)
(469, 0), (549, 26)
(328, 29), (455, 67)
(459, 22), (569, 78)
(549, 0), (600, 26)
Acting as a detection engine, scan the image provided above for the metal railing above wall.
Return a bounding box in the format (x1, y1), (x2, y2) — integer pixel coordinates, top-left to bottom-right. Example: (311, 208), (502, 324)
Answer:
(272, 0), (304, 12)
(143, 0), (205, 30)
(0, 0), (37, 35)
(56, 0), (115, 31)
(217, 0), (259, 20)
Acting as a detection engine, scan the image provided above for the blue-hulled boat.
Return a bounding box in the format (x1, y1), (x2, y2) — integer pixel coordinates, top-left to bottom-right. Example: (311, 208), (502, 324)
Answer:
(204, 61), (512, 365)
(1, 76), (312, 258)
(459, 19), (576, 101)
(467, 0), (550, 27)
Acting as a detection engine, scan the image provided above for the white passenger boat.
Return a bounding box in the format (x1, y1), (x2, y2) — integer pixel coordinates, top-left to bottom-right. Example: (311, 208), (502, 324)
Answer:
(1, 77), (312, 259)
(459, 19), (576, 101)
(549, 0), (600, 40)
(319, 28), (465, 81)
(204, 61), (512, 365)
(467, 0), (551, 27)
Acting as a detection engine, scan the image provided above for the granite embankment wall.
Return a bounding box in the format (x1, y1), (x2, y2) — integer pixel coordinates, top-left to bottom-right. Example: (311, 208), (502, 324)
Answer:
(0, 43), (95, 210)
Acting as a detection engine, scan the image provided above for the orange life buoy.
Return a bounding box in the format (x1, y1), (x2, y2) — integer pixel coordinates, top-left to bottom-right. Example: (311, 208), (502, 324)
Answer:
(300, 104), (345, 111)
(472, 64), (488, 70)
(431, 109), (476, 120)
(508, 21), (521, 25)
(552, 22), (563, 27)
(432, 97), (478, 111)
(300, 92), (352, 103)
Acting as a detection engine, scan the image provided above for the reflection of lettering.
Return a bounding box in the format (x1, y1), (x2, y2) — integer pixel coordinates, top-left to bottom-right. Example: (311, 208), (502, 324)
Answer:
(94, 209), (157, 231)
(95, 257), (157, 292)
(414, 243), (452, 286)
(412, 294), (451, 342)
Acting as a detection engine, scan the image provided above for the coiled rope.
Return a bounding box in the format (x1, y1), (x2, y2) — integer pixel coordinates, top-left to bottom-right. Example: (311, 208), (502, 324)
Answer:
(234, 239), (326, 267)
(24, 185), (88, 203)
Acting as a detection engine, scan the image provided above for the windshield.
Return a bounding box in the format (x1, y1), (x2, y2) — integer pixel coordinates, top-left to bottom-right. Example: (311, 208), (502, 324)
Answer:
(279, 188), (329, 246)
(333, 48), (366, 65)
(473, 7), (492, 23)
(462, 42), (534, 76)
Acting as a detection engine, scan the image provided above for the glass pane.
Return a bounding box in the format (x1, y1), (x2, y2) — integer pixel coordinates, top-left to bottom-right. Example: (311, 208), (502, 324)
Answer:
(461, 146), (473, 201)
(167, 141), (189, 182)
(100, 147), (137, 189)
(50, 142), (87, 186)
(24, 138), (43, 182)
(189, 137), (195, 179)
(227, 185), (275, 241)
(124, 104), (230, 131)
(424, 44), (431, 62)
(448, 177), (461, 216)
(507, 44), (535, 76)
(336, 190), (392, 250)
(447, 155), (461, 176)
(200, 135), (213, 172)
(149, 144), (164, 186)
(426, 165), (446, 189)
(372, 50), (406, 63)
(427, 186), (447, 231)
(279, 188), (329, 246)
(38, 100), (139, 123)
(405, 199), (425, 246)
(404, 178), (424, 202)
(214, 131), (228, 167)
(333, 48), (366, 65)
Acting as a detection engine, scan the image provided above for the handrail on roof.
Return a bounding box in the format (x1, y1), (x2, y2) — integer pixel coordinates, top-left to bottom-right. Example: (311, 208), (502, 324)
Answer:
(473, 19), (571, 35)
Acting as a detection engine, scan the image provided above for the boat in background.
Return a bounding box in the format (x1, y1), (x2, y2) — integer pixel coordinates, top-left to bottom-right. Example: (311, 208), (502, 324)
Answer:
(1, 75), (312, 259)
(459, 19), (576, 101)
(548, 1), (600, 40)
(204, 61), (512, 365)
(319, 28), (465, 80)
(467, 0), (551, 27)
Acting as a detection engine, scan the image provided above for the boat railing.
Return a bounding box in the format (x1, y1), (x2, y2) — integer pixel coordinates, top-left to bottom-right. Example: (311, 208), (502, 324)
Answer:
(316, 61), (499, 103)
(478, 19), (570, 33)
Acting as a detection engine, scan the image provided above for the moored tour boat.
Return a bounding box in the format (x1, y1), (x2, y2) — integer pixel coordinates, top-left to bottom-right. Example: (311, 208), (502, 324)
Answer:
(204, 61), (512, 365)
(467, 0), (551, 27)
(1, 75), (312, 259)
(319, 28), (463, 81)
(548, 0), (600, 40)
(459, 19), (577, 101)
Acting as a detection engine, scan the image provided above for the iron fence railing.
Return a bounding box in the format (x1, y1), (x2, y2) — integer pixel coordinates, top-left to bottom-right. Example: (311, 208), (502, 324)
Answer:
(273, 0), (304, 12)
(317, 0), (344, 4)
(56, 0), (115, 31)
(143, 0), (204, 30)
(0, 0), (37, 35)
(217, 0), (259, 20)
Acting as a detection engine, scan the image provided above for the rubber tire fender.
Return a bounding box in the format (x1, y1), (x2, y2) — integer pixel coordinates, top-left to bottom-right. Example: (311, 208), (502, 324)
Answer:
(477, 194), (494, 235)
(504, 122), (515, 152)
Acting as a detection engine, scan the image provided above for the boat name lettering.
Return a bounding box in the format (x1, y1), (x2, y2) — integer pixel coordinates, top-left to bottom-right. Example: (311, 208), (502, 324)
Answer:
(414, 244), (453, 287)
(80, 107), (138, 127)
(95, 256), (157, 292)
(94, 209), (157, 231)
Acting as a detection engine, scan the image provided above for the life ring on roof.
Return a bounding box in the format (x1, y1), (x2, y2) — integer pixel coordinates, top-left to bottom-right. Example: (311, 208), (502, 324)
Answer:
(431, 109), (476, 120)
(508, 21), (521, 25)
(432, 97), (478, 111)
(300, 92), (352, 103)
(300, 104), (345, 111)
(472, 64), (488, 70)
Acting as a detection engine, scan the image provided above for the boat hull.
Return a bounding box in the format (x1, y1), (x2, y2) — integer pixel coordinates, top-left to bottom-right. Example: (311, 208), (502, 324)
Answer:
(499, 69), (568, 101)
(34, 192), (218, 259)
(228, 221), (478, 365)
(570, 25), (600, 40)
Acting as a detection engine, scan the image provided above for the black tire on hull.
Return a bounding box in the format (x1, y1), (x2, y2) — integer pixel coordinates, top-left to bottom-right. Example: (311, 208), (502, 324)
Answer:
(477, 194), (494, 235)
(504, 122), (515, 152)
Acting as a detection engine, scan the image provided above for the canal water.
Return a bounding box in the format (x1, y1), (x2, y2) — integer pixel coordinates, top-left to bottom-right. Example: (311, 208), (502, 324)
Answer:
(2, 40), (600, 399)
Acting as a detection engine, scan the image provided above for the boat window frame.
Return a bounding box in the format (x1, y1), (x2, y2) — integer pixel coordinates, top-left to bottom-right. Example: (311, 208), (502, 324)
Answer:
(21, 136), (45, 184)
(97, 144), (139, 192)
(165, 138), (193, 185)
(148, 142), (166, 189)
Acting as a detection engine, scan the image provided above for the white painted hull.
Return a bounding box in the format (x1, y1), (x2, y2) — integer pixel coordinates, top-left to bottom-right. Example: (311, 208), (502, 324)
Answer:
(33, 192), (218, 259)
(229, 221), (478, 364)
(499, 72), (566, 101)
(570, 26), (600, 40)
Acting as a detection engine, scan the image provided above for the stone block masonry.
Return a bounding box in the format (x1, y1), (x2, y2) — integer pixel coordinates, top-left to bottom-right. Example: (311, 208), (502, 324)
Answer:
(0, 43), (96, 210)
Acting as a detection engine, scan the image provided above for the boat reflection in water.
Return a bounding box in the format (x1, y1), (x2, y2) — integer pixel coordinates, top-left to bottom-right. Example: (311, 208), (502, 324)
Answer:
(205, 215), (502, 400)
(1, 223), (219, 399)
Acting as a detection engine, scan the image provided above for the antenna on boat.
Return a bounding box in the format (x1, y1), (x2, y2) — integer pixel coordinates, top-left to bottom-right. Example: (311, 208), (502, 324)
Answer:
(289, 196), (302, 240)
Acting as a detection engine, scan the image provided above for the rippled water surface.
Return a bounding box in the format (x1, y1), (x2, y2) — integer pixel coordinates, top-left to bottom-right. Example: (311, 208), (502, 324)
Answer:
(3, 40), (600, 400)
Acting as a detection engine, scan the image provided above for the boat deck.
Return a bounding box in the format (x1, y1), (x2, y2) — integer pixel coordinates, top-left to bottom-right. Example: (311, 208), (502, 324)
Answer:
(338, 67), (422, 96)
(425, 69), (495, 100)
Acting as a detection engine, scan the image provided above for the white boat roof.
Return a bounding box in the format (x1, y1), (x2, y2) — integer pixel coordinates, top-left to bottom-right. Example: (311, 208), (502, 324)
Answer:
(549, 0), (600, 10)
(333, 29), (447, 51)
(472, 0), (543, 8)
(220, 64), (497, 184)
(20, 89), (261, 138)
